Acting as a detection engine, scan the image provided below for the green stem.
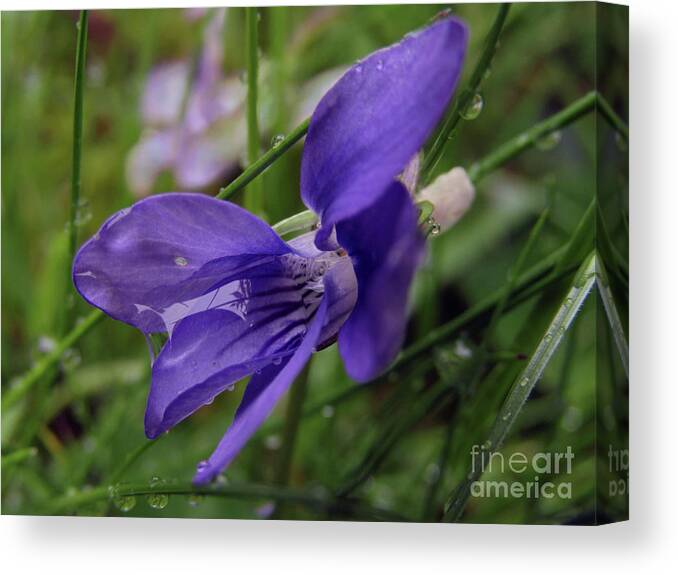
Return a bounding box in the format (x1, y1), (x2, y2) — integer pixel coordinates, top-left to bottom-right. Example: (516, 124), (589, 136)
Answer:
(422, 3), (511, 180)
(274, 365), (310, 486)
(2, 309), (103, 411)
(597, 93), (628, 140)
(47, 481), (406, 521)
(443, 251), (597, 522)
(109, 438), (159, 485)
(217, 117), (310, 201)
(66, 10), (89, 328)
(469, 91), (596, 183)
(244, 7), (263, 216)
(1, 447), (38, 469)
(421, 208), (549, 519)
(293, 247), (572, 424)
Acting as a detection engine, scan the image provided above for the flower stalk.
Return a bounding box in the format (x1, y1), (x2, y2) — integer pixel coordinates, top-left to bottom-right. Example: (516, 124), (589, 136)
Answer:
(244, 7), (263, 216)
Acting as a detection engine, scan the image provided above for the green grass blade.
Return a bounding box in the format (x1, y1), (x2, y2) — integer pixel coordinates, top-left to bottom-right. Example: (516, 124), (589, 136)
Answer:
(443, 251), (597, 522)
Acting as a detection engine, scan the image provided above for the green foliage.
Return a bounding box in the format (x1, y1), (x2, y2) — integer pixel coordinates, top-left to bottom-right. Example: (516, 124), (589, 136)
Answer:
(1, 4), (628, 523)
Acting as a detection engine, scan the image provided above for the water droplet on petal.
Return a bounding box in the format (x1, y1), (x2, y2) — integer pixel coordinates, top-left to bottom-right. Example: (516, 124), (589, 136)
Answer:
(376, 59), (384, 71)
(460, 93), (483, 120)
(270, 134), (285, 148)
(174, 256), (188, 267)
(535, 130), (562, 151)
(355, 65), (363, 74)
(196, 460), (210, 474)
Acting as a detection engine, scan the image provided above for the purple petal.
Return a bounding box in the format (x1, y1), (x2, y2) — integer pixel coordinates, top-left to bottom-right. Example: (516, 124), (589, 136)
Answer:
(141, 61), (190, 127)
(73, 193), (291, 333)
(125, 129), (179, 197)
(144, 260), (315, 437)
(336, 182), (425, 381)
(300, 17), (467, 248)
(144, 248), (356, 437)
(174, 114), (247, 190)
(192, 283), (331, 484)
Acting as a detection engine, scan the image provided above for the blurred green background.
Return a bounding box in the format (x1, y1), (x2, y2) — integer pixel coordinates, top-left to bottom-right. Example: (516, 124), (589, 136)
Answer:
(1, 3), (628, 523)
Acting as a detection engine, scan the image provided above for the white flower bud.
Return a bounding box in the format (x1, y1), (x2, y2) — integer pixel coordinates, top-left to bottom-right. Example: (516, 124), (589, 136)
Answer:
(418, 167), (475, 232)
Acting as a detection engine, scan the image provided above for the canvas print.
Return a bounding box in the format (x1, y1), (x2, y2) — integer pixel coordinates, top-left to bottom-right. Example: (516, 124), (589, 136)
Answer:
(1, 2), (628, 524)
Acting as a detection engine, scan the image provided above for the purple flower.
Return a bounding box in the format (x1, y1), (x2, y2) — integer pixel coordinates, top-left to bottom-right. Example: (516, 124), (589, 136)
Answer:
(74, 17), (467, 483)
(127, 8), (347, 196)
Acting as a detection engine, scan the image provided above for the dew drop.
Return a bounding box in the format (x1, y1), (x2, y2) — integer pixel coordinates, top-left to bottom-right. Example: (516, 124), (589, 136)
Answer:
(216, 473), (229, 485)
(174, 256), (188, 267)
(271, 356), (283, 366)
(519, 377), (530, 388)
(502, 411), (512, 421)
(196, 460), (210, 474)
(146, 476), (169, 510)
(535, 130), (562, 151)
(187, 494), (204, 508)
(62, 348), (82, 371)
(355, 65), (363, 74)
(460, 93), (484, 120)
(75, 198), (92, 227)
(481, 440), (492, 450)
(270, 134), (285, 148)
(108, 484), (137, 512)
(376, 59), (384, 71)
(321, 404), (335, 418)
(265, 434), (281, 450)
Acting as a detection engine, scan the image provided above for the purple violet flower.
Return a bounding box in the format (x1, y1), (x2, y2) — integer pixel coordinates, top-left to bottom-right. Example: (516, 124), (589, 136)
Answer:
(73, 17), (467, 484)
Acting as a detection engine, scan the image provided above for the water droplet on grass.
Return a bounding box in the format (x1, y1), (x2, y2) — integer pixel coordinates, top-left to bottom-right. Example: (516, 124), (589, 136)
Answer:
(108, 484), (137, 512)
(270, 134), (285, 148)
(187, 494), (204, 508)
(460, 93), (483, 120)
(536, 130), (562, 151)
(322, 405), (335, 418)
(146, 476), (169, 510)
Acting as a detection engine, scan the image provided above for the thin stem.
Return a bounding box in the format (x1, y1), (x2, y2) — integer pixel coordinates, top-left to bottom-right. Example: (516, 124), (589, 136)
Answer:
(66, 10), (89, 327)
(443, 251), (597, 522)
(422, 3), (511, 180)
(421, 208), (549, 519)
(47, 481), (406, 521)
(1, 447), (38, 469)
(597, 93), (628, 140)
(244, 7), (263, 216)
(294, 247), (572, 423)
(469, 91), (596, 183)
(274, 364), (310, 487)
(2, 309), (104, 411)
(217, 117), (310, 201)
(109, 438), (159, 485)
